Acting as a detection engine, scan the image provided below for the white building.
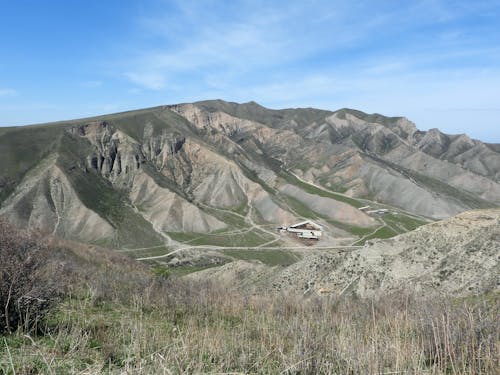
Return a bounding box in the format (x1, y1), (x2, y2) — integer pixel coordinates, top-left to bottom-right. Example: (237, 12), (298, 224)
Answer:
(284, 220), (323, 240)
(366, 208), (389, 215)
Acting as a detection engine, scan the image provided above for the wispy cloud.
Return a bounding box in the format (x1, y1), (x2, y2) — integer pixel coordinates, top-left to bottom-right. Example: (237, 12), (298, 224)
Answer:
(2, 0), (499, 141)
(124, 72), (167, 90)
(110, 0), (500, 141)
(122, 0), (500, 92)
(0, 88), (18, 97)
(122, 1), (386, 90)
(81, 80), (103, 88)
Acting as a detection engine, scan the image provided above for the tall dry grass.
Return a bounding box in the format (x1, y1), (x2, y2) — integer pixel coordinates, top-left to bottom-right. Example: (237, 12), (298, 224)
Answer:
(0, 219), (498, 374)
(0, 219), (66, 334)
(3, 276), (498, 374)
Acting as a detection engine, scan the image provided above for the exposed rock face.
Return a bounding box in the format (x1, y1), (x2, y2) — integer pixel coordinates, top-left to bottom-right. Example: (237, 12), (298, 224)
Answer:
(78, 122), (143, 183)
(178, 102), (500, 220)
(0, 100), (499, 248)
(410, 130), (500, 182)
(130, 171), (225, 233)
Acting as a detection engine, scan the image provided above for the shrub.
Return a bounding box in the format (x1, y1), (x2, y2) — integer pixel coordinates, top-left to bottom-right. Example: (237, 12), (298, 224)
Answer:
(0, 219), (62, 333)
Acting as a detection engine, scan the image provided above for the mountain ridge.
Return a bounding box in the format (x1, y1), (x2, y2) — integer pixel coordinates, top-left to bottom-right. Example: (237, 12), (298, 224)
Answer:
(0, 100), (499, 254)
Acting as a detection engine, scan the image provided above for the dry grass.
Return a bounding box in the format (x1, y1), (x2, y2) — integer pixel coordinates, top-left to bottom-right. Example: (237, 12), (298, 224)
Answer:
(0, 219), (66, 334)
(0, 220), (498, 374)
(1, 279), (498, 374)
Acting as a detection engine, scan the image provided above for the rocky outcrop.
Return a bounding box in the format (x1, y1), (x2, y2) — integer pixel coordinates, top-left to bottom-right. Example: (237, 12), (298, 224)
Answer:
(75, 121), (143, 183)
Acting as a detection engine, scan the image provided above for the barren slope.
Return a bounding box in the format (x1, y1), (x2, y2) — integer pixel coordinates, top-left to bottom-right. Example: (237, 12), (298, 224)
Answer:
(1, 100), (499, 250)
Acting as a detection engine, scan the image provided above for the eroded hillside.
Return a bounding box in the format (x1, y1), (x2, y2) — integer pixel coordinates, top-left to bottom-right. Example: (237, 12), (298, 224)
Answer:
(1, 100), (499, 254)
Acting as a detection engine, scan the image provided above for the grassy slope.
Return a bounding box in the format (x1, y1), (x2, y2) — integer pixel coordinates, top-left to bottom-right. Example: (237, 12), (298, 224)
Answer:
(334, 108), (404, 127)
(220, 248), (301, 266)
(168, 228), (274, 247)
(0, 118), (171, 248)
(0, 125), (64, 203)
(0, 236), (497, 374)
(280, 171), (364, 207)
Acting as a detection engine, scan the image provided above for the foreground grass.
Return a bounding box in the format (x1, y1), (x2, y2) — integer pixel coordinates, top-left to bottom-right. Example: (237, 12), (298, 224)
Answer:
(0, 221), (498, 374)
(1, 281), (498, 374)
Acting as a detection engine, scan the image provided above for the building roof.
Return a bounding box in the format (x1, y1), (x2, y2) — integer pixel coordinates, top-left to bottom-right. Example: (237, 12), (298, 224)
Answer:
(289, 220), (323, 230)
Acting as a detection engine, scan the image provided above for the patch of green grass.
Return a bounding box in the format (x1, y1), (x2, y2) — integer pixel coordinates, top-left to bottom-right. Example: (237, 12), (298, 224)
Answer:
(196, 99), (333, 129)
(323, 218), (378, 237)
(201, 206), (248, 228)
(168, 232), (201, 242)
(168, 228), (275, 248)
(231, 202), (249, 216)
(109, 109), (170, 141)
(281, 195), (320, 220)
(316, 176), (349, 194)
(220, 249), (301, 266)
(383, 213), (428, 233)
(126, 246), (170, 259)
(152, 265), (172, 278)
(0, 125), (65, 204)
(412, 172), (494, 209)
(353, 226), (399, 246)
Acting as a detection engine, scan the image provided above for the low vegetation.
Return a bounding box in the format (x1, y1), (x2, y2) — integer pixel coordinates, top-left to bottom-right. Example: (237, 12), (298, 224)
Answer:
(0, 220), (64, 334)
(353, 226), (399, 245)
(221, 248), (301, 266)
(169, 228), (274, 248)
(0, 220), (498, 374)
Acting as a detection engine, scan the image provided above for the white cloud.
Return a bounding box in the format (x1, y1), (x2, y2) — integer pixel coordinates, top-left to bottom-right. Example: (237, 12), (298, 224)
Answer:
(122, 1), (378, 90)
(124, 72), (167, 90)
(113, 0), (500, 141)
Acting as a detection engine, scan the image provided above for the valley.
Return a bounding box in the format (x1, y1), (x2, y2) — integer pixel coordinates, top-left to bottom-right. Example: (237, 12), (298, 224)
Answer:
(1, 101), (499, 374)
(0, 100), (498, 297)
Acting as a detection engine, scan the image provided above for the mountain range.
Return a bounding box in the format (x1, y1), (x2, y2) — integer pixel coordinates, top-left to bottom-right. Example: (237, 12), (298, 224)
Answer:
(0, 100), (499, 255)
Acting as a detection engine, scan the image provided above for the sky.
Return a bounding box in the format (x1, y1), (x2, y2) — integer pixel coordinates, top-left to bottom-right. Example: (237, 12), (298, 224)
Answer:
(1, 0), (499, 142)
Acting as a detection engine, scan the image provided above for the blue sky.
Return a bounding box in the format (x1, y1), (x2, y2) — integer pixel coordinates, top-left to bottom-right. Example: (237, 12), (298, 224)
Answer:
(1, 0), (500, 142)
